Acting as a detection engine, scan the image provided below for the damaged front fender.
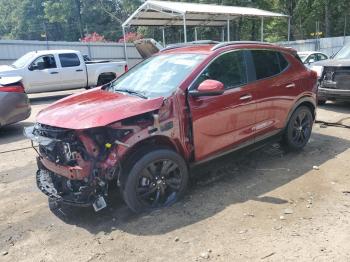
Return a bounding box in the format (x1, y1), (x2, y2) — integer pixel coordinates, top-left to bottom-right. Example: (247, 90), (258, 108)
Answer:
(25, 95), (188, 211)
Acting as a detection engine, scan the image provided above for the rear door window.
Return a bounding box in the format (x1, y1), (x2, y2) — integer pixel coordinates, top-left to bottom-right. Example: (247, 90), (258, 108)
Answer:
(251, 50), (288, 80)
(278, 52), (289, 71)
(195, 51), (247, 90)
(59, 53), (80, 67)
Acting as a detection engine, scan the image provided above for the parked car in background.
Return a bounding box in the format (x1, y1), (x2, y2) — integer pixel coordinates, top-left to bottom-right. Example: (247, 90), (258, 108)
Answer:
(310, 44), (350, 104)
(25, 41), (317, 213)
(298, 51), (328, 66)
(0, 76), (31, 127)
(0, 50), (127, 93)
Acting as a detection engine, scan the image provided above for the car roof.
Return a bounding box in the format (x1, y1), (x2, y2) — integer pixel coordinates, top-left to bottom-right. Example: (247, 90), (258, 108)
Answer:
(298, 51), (324, 55)
(28, 49), (79, 56)
(160, 41), (296, 55)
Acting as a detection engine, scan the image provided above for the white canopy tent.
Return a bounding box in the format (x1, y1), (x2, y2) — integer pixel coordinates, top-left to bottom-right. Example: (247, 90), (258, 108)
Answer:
(122, 0), (290, 62)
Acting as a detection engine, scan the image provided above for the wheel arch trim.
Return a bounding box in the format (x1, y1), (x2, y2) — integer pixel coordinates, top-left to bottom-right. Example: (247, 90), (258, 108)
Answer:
(284, 96), (316, 129)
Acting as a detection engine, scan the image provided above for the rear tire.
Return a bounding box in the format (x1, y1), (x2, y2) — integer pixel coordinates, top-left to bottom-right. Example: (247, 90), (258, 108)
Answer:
(282, 106), (313, 151)
(122, 149), (188, 213)
(97, 74), (116, 86)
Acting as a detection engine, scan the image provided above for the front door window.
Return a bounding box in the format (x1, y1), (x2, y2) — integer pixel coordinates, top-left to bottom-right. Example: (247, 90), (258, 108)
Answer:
(30, 55), (56, 70)
(195, 51), (247, 90)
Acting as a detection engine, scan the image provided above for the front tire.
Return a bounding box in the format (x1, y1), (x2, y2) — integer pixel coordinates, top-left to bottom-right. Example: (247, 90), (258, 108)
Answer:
(122, 149), (189, 213)
(282, 106), (313, 151)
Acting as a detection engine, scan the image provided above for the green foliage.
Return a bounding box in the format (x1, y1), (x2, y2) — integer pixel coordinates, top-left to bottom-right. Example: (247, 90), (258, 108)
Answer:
(0, 0), (349, 42)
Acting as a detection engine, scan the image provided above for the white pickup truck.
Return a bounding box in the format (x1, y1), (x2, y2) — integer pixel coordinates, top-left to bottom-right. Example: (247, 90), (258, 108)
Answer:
(0, 50), (127, 93)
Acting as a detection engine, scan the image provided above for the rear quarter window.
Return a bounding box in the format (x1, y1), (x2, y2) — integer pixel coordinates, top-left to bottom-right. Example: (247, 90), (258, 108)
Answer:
(251, 50), (289, 80)
(278, 52), (289, 71)
(294, 54), (304, 64)
(59, 53), (80, 67)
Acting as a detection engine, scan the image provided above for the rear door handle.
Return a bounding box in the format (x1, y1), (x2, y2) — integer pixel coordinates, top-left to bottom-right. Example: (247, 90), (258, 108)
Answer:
(240, 94), (252, 101)
(76, 69), (83, 72)
(50, 71), (59, 74)
(286, 83), (296, 88)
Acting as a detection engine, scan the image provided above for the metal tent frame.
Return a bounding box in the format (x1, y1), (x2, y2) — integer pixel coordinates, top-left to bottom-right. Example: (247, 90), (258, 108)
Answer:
(122, 0), (290, 63)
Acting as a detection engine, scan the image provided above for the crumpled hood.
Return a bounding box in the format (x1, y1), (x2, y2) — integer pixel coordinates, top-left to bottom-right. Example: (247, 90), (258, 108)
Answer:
(36, 88), (164, 129)
(313, 59), (350, 67)
(0, 65), (17, 74)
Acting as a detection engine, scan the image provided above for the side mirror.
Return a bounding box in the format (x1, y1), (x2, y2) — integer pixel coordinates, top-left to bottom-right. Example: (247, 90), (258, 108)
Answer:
(189, 79), (225, 97)
(29, 64), (38, 71)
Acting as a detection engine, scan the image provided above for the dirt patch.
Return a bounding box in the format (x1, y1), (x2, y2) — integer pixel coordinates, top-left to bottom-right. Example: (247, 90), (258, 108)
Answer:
(0, 100), (350, 261)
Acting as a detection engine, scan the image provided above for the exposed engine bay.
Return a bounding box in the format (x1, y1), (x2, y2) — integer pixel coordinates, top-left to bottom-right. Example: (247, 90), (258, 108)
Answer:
(25, 107), (178, 212)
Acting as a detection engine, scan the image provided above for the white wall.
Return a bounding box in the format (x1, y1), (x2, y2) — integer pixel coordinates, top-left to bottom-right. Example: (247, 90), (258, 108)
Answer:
(279, 36), (350, 57)
(2, 36), (350, 67)
(0, 40), (142, 66)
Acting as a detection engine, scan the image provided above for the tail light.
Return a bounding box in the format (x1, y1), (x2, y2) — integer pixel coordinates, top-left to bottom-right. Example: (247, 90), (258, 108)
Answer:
(124, 64), (128, 72)
(0, 82), (25, 93)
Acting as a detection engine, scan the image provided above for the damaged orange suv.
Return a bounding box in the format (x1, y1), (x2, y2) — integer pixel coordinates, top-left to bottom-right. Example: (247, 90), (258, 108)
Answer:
(25, 41), (317, 213)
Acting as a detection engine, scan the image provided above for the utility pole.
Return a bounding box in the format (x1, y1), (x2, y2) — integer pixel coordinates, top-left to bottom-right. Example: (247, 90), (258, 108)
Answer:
(43, 22), (49, 50)
(314, 21), (321, 51)
(344, 15), (347, 45)
(74, 0), (84, 39)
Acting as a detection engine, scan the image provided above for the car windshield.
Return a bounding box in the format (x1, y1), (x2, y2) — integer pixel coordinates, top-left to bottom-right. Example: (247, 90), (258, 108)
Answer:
(12, 52), (36, 68)
(108, 53), (206, 99)
(334, 45), (350, 59)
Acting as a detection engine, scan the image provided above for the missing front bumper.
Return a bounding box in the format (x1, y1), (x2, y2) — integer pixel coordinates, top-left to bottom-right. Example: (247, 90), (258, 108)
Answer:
(36, 168), (93, 207)
(36, 168), (108, 212)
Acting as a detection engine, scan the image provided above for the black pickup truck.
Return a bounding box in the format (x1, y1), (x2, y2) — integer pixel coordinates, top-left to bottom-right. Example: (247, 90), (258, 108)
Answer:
(310, 44), (350, 104)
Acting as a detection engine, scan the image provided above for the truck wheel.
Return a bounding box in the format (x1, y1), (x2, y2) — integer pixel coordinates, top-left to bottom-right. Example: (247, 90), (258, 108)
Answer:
(122, 149), (188, 213)
(97, 74), (116, 86)
(282, 106), (313, 151)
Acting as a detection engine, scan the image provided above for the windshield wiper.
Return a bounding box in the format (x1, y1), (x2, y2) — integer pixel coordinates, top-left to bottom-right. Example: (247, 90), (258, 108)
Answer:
(115, 89), (148, 99)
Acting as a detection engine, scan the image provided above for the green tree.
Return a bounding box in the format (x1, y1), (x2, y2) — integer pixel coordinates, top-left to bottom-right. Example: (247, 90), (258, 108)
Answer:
(1, 0), (350, 43)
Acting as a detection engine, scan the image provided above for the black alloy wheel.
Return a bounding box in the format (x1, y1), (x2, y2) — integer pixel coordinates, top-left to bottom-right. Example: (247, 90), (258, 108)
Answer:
(123, 149), (188, 213)
(283, 106), (313, 151)
(136, 159), (182, 207)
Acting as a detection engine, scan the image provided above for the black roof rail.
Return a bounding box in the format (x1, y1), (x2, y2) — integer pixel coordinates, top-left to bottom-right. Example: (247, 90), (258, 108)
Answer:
(161, 40), (220, 52)
(211, 41), (276, 51)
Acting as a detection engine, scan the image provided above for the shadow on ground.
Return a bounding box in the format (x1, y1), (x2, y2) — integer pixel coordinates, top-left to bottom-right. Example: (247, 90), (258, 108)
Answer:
(0, 121), (33, 146)
(29, 93), (74, 106)
(47, 132), (350, 236)
(318, 101), (350, 115)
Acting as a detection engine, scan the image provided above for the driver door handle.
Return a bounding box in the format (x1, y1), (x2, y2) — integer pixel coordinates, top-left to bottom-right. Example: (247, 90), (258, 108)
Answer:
(240, 94), (252, 101)
(50, 71), (59, 74)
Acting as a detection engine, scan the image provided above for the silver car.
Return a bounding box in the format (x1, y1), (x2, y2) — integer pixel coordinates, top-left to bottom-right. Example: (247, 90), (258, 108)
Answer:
(0, 76), (31, 127)
(298, 51), (328, 66)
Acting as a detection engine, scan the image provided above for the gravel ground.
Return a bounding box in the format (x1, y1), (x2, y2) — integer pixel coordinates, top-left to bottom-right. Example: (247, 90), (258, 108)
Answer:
(0, 91), (349, 262)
